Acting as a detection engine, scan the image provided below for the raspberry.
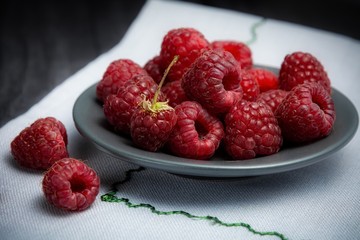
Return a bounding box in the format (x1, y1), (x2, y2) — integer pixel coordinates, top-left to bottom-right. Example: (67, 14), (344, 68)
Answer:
(279, 52), (331, 93)
(130, 105), (177, 152)
(224, 100), (282, 160)
(248, 68), (279, 92)
(160, 28), (209, 82)
(96, 59), (148, 102)
(167, 101), (224, 160)
(240, 70), (260, 101)
(130, 55), (179, 152)
(42, 158), (100, 211)
(257, 89), (288, 113)
(275, 82), (336, 143)
(211, 40), (252, 69)
(162, 80), (189, 107)
(144, 55), (164, 84)
(10, 117), (69, 170)
(103, 75), (159, 134)
(182, 49), (243, 115)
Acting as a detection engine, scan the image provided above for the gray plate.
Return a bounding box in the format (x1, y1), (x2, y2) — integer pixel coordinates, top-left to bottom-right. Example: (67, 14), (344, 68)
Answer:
(73, 77), (358, 178)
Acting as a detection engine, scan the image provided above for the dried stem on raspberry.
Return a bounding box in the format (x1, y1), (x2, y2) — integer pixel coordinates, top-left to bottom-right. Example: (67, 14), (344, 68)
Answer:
(141, 55), (179, 112)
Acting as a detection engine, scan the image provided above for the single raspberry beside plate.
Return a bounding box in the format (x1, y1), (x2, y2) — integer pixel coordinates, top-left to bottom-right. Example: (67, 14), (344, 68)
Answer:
(182, 49), (243, 115)
(275, 82), (336, 143)
(42, 158), (100, 211)
(211, 40), (252, 70)
(103, 75), (159, 134)
(10, 117), (69, 170)
(257, 89), (288, 113)
(224, 100), (282, 160)
(160, 27), (209, 82)
(96, 59), (148, 102)
(167, 101), (225, 160)
(248, 68), (279, 92)
(279, 51), (331, 93)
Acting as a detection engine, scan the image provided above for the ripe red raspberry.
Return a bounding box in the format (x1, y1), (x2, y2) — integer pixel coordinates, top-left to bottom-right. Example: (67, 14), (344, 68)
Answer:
(224, 100), (282, 160)
(10, 117), (69, 170)
(211, 40), (252, 70)
(42, 158), (100, 211)
(279, 52), (331, 94)
(257, 89), (288, 113)
(275, 82), (336, 143)
(240, 70), (260, 101)
(162, 80), (189, 107)
(130, 56), (179, 152)
(182, 49), (243, 115)
(167, 101), (225, 160)
(248, 68), (279, 92)
(144, 55), (164, 84)
(130, 105), (177, 152)
(160, 28), (209, 82)
(96, 59), (148, 102)
(103, 75), (159, 134)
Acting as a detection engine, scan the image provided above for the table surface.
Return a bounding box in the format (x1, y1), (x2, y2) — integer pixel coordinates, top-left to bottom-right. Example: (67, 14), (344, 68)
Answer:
(1, 0), (359, 127)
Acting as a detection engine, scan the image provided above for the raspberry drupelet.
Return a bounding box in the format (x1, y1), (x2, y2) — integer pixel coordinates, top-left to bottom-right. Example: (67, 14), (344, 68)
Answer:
(144, 55), (164, 84)
(162, 80), (189, 107)
(247, 68), (279, 93)
(257, 89), (289, 113)
(240, 70), (260, 101)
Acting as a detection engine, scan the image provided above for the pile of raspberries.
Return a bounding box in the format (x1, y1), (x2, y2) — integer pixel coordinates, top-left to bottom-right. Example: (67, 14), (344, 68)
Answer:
(97, 27), (336, 160)
(10, 27), (336, 211)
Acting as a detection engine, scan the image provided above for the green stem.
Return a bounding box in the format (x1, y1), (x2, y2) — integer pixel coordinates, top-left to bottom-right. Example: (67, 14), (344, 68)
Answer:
(152, 55), (179, 105)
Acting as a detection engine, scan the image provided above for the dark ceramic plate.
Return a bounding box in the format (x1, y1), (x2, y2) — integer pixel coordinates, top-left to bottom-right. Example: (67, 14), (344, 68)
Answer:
(73, 69), (358, 178)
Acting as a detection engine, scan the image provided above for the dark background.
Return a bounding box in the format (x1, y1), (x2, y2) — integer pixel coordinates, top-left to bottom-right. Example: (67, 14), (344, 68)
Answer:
(1, 0), (359, 127)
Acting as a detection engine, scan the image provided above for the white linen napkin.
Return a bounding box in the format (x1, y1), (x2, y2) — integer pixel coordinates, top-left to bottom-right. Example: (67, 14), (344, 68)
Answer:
(1, 0), (359, 239)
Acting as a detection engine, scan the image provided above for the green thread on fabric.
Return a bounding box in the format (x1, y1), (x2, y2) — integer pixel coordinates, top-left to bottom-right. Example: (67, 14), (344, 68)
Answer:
(101, 192), (288, 240)
(245, 18), (266, 46)
(101, 167), (288, 240)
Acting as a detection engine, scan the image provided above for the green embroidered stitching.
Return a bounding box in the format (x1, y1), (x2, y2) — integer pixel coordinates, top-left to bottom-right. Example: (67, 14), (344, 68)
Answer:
(101, 167), (288, 240)
(245, 18), (266, 46)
